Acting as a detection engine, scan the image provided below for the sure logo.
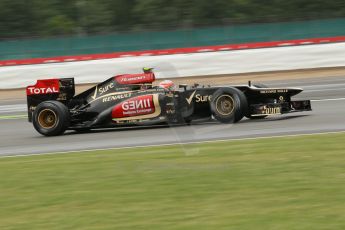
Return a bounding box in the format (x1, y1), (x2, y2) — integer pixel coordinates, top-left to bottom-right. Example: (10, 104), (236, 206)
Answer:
(195, 94), (211, 103)
(186, 91), (212, 104)
(98, 82), (114, 95)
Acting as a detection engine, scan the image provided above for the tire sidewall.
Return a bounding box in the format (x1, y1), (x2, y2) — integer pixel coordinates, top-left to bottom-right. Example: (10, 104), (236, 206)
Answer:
(210, 87), (247, 123)
(33, 101), (69, 136)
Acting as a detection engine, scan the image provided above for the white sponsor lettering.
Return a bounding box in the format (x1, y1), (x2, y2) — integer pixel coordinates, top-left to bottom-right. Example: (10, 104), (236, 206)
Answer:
(260, 89), (288, 94)
(122, 98), (151, 111)
(27, 87), (59, 94)
(123, 108), (152, 115)
(98, 82), (114, 95)
(260, 90), (277, 94)
(121, 75), (146, 82)
(277, 89), (288, 93)
(102, 93), (131, 103)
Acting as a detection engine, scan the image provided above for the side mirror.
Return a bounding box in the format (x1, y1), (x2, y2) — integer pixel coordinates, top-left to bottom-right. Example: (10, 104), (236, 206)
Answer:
(179, 84), (187, 91)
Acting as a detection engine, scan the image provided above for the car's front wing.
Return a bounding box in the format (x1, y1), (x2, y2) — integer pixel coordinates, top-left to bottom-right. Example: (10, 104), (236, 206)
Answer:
(250, 100), (312, 116)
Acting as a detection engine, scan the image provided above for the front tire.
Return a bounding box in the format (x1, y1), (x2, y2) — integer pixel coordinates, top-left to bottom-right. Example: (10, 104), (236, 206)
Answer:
(33, 101), (70, 136)
(210, 87), (248, 123)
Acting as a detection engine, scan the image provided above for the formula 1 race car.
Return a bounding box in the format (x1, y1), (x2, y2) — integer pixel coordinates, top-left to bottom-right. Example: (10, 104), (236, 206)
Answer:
(26, 68), (312, 136)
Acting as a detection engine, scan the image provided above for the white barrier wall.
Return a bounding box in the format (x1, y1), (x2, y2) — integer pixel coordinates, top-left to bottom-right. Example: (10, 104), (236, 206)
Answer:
(0, 42), (344, 89)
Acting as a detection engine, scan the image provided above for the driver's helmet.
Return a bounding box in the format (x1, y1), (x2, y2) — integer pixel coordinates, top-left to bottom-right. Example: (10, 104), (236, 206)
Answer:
(159, 80), (175, 91)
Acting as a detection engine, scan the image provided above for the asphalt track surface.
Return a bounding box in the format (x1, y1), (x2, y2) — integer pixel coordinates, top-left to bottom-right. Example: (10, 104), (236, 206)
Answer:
(0, 76), (344, 157)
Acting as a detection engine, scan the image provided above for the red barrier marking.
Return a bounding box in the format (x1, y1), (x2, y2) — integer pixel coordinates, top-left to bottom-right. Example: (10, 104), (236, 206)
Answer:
(1, 36), (344, 67)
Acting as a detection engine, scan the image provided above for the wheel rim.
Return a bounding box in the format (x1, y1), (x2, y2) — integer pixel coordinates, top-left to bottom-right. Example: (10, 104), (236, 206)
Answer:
(38, 109), (58, 129)
(215, 95), (235, 116)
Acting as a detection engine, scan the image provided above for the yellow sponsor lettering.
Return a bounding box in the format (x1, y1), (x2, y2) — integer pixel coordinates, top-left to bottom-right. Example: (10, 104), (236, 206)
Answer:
(195, 94), (212, 103)
(264, 107), (281, 114)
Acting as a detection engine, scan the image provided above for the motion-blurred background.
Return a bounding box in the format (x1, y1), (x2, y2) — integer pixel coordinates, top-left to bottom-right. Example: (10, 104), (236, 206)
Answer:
(1, 2), (345, 229)
(1, 0), (344, 60)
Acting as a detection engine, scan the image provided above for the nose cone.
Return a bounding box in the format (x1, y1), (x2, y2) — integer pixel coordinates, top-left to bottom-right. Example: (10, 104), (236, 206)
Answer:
(288, 88), (303, 96)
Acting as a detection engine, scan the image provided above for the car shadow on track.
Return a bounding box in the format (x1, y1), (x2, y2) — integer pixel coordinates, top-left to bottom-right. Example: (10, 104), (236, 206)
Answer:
(64, 114), (311, 136)
(240, 114), (311, 123)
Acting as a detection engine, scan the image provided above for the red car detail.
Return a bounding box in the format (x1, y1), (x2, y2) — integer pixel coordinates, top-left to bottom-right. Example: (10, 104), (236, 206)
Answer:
(112, 95), (155, 118)
(26, 79), (60, 96)
(115, 73), (155, 85)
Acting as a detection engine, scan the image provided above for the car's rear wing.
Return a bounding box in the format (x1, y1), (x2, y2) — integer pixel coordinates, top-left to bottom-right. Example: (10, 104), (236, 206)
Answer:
(26, 78), (75, 122)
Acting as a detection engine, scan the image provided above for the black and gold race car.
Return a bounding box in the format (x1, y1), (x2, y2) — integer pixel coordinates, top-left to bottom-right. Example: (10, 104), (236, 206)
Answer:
(26, 68), (311, 136)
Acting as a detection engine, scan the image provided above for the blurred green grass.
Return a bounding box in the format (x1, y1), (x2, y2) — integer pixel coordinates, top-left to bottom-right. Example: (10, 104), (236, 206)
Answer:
(1, 133), (345, 230)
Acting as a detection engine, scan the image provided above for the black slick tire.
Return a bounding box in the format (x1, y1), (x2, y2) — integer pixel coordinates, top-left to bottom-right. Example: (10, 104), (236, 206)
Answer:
(33, 101), (70, 136)
(210, 87), (248, 123)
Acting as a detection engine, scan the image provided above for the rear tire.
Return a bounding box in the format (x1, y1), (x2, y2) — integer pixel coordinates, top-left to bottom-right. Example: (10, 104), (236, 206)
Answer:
(210, 87), (248, 123)
(33, 101), (70, 136)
